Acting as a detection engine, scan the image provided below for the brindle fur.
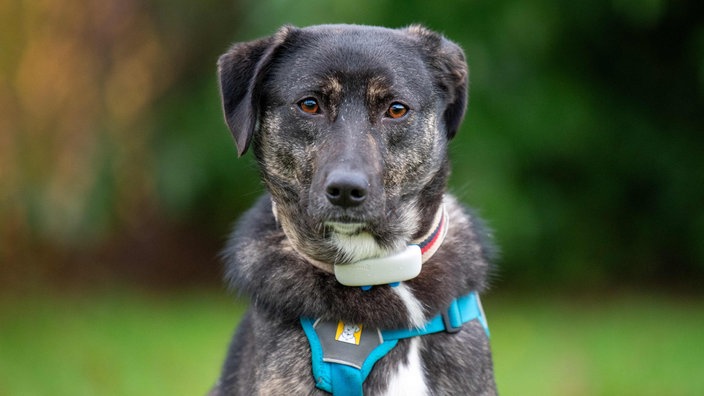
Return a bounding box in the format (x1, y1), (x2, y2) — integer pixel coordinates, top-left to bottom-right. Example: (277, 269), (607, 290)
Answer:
(212, 24), (497, 395)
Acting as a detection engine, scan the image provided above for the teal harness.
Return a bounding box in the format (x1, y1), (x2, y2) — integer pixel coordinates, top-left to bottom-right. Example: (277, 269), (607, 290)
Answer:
(300, 291), (489, 396)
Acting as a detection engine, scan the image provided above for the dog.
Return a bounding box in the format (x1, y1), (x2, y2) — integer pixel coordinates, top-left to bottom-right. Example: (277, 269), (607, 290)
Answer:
(211, 24), (497, 395)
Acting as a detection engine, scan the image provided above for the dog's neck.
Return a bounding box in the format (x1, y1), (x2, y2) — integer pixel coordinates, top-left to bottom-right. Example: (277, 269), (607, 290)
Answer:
(272, 200), (448, 286)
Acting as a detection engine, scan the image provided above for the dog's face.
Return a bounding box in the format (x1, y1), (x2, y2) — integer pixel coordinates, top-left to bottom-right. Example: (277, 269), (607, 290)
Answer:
(218, 25), (467, 265)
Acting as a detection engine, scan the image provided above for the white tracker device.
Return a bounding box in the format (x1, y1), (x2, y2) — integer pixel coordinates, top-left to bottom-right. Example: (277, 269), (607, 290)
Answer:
(333, 245), (423, 287)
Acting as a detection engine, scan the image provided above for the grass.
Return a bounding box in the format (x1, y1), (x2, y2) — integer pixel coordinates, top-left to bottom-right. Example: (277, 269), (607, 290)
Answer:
(489, 292), (704, 395)
(1, 289), (702, 395)
(0, 289), (245, 396)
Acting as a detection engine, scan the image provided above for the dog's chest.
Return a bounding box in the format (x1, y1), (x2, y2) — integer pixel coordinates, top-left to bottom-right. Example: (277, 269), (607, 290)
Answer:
(382, 337), (428, 396)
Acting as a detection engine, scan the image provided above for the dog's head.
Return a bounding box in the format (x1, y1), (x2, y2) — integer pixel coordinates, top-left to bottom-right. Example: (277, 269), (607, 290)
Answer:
(218, 25), (468, 265)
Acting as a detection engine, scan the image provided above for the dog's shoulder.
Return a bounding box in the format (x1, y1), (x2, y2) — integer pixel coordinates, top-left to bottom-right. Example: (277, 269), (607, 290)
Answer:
(227, 194), (278, 243)
(442, 194), (498, 290)
(221, 194), (292, 295)
(212, 308), (329, 395)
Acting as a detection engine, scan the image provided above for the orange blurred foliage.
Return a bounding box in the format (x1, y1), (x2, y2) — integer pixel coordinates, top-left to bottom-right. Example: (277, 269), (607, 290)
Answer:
(0, 0), (241, 287)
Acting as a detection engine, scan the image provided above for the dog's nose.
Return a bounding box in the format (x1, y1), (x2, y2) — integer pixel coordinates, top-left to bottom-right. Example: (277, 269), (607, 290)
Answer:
(325, 171), (368, 208)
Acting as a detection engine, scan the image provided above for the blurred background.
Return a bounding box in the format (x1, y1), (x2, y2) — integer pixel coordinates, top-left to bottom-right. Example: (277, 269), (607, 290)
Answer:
(1, 0), (703, 395)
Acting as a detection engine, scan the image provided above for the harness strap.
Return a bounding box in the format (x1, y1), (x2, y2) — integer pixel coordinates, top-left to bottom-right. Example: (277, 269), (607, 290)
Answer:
(300, 291), (489, 395)
(382, 291), (489, 340)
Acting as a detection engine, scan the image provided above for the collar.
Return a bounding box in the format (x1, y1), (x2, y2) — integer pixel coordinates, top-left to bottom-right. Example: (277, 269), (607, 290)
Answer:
(333, 204), (448, 287)
(413, 202), (449, 262)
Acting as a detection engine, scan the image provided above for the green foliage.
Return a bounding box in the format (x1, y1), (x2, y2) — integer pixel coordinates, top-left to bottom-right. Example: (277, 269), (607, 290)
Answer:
(166, 0), (704, 286)
(151, 81), (263, 230)
(2, 0), (703, 288)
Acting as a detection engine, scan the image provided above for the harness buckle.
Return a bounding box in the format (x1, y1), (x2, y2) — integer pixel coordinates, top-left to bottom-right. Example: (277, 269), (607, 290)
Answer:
(441, 307), (463, 334)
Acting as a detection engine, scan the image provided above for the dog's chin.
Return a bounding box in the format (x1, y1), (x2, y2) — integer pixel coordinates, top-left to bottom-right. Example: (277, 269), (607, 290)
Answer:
(328, 231), (394, 264)
(324, 223), (380, 263)
(279, 199), (418, 265)
(324, 221), (407, 264)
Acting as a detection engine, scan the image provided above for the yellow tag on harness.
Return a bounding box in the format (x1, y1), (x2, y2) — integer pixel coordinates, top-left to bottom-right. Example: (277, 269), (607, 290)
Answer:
(335, 321), (363, 345)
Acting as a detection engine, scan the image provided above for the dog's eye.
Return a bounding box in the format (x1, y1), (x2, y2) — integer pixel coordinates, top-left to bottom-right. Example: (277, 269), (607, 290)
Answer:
(386, 102), (408, 119)
(298, 98), (320, 114)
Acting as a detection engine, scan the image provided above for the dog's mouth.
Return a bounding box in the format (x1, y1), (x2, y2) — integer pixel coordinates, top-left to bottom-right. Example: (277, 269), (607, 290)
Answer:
(324, 221), (366, 236)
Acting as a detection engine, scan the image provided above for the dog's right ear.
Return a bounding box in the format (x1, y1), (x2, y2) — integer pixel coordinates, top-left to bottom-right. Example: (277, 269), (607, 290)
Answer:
(217, 26), (294, 156)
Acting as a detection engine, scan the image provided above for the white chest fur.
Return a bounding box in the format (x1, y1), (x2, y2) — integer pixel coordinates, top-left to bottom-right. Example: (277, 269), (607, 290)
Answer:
(392, 283), (427, 329)
(382, 283), (429, 395)
(382, 337), (428, 396)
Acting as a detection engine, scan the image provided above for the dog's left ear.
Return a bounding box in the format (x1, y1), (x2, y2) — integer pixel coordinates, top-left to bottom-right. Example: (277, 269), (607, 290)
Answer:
(404, 26), (468, 140)
(217, 26), (295, 156)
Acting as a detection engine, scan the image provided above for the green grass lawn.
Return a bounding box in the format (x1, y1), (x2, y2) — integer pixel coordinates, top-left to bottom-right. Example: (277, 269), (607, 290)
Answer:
(1, 289), (702, 395)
